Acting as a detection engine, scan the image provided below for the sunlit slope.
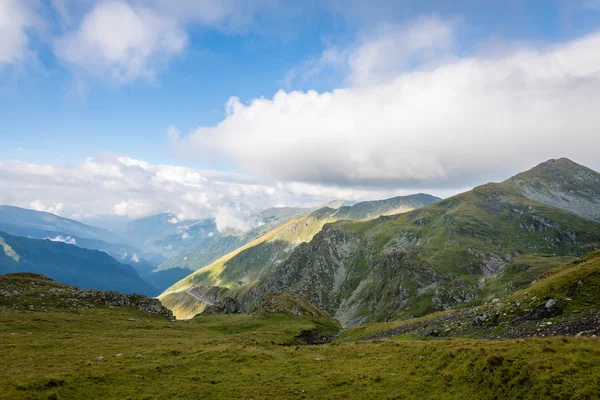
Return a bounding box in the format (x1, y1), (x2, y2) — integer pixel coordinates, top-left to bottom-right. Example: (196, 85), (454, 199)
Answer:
(246, 159), (600, 327)
(160, 194), (439, 318)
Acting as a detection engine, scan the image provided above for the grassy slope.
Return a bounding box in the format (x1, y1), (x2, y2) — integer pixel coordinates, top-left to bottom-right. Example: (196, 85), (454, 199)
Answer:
(245, 177), (600, 326)
(1, 308), (600, 399)
(160, 195), (439, 319)
(339, 251), (600, 341)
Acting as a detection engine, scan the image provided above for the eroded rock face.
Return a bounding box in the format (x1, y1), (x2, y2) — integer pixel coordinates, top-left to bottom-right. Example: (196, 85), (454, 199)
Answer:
(202, 297), (241, 315)
(0, 273), (173, 319)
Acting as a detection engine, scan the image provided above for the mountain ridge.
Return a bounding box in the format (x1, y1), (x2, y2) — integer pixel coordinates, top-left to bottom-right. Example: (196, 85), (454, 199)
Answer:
(159, 193), (441, 318)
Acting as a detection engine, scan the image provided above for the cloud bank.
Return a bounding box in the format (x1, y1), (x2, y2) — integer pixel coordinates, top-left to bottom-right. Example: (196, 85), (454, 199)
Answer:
(0, 155), (443, 226)
(172, 24), (600, 189)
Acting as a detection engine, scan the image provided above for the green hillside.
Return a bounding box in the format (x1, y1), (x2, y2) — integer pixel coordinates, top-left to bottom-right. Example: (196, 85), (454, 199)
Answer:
(159, 194), (440, 318)
(156, 207), (309, 272)
(1, 273), (600, 399)
(239, 159), (600, 327)
(340, 251), (600, 341)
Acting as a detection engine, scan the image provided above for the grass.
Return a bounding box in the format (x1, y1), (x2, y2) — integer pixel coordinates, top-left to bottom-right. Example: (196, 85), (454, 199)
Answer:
(1, 308), (600, 399)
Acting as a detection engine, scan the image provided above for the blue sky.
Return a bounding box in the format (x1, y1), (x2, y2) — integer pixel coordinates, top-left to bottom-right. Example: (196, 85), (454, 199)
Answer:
(2, 1), (600, 222)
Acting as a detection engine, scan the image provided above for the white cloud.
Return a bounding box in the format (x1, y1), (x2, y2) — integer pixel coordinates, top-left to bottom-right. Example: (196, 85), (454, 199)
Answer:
(172, 28), (600, 188)
(2, 155), (434, 222)
(0, 0), (38, 65)
(168, 217), (179, 224)
(131, 252), (140, 263)
(214, 205), (262, 233)
(181, 231), (190, 239)
(45, 235), (77, 245)
(283, 17), (454, 89)
(347, 17), (454, 86)
(30, 200), (64, 215)
(54, 0), (187, 83)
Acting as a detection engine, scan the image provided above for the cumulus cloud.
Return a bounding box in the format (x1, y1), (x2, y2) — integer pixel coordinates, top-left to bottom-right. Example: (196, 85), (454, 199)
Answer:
(54, 0), (187, 83)
(45, 236), (77, 245)
(172, 27), (600, 189)
(51, 0), (281, 84)
(0, 0), (38, 65)
(214, 205), (263, 233)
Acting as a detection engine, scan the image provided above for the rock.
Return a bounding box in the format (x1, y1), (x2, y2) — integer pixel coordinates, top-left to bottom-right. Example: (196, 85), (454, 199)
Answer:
(136, 354), (142, 358)
(492, 298), (501, 304)
(202, 297), (241, 315)
(545, 299), (557, 309)
(115, 353), (123, 357)
(95, 356), (104, 361)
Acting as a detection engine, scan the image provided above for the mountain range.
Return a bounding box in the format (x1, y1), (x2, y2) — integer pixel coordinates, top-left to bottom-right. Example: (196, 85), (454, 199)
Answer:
(159, 194), (441, 317)
(0, 231), (156, 296)
(160, 159), (600, 324)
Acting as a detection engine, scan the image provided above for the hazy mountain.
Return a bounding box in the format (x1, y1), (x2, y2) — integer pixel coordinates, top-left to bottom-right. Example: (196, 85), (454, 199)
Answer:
(159, 194), (441, 317)
(158, 206), (314, 272)
(0, 206), (127, 245)
(0, 231), (157, 296)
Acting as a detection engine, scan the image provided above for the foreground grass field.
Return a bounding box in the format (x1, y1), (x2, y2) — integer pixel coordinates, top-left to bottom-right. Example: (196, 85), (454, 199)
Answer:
(2, 308), (600, 399)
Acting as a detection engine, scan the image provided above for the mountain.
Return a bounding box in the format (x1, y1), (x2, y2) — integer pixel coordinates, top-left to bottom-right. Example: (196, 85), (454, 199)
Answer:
(340, 250), (600, 341)
(0, 231), (157, 296)
(505, 158), (600, 222)
(236, 158), (600, 327)
(157, 206), (314, 272)
(0, 206), (170, 283)
(159, 194), (441, 317)
(0, 206), (127, 244)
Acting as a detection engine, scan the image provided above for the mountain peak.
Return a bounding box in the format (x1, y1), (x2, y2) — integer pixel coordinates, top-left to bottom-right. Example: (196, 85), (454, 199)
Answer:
(507, 158), (600, 222)
(508, 158), (598, 184)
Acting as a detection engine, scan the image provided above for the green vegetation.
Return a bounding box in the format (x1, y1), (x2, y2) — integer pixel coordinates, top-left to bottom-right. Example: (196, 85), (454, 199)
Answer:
(161, 195), (439, 319)
(2, 306), (600, 399)
(339, 252), (600, 342)
(240, 160), (600, 327)
(3, 250), (600, 399)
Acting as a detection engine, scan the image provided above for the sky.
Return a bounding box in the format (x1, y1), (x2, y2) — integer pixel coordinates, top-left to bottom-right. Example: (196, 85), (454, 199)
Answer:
(2, 0), (600, 228)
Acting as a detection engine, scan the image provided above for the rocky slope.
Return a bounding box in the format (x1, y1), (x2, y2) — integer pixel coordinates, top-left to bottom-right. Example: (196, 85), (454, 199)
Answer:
(241, 159), (600, 327)
(159, 194), (440, 318)
(340, 251), (600, 340)
(0, 273), (173, 318)
(507, 158), (600, 222)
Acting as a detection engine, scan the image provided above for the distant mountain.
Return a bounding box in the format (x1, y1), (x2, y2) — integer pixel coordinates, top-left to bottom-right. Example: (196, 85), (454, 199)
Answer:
(115, 213), (202, 252)
(159, 194), (441, 317)
(0, 206), (127, 244)
(236, 159), (600, 327)
(78, 214), (133, 232)
(158, 207), (313, 272)
(0, 231), (157, 296)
